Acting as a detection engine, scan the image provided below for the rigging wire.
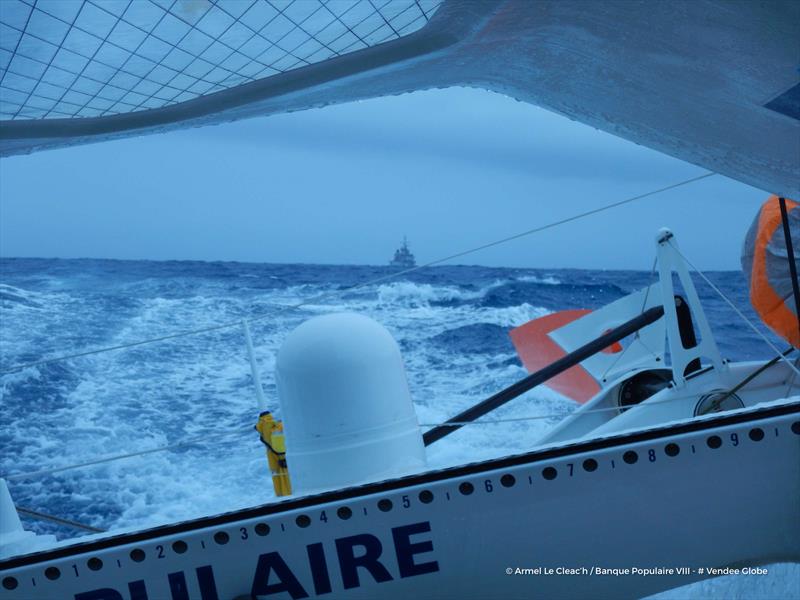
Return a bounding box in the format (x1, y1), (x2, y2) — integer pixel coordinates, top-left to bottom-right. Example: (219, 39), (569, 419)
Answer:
(7, 382), (795, 483)
(287, 172), (716, 309)
(3, 172), (794, 486)
(3, 426), (254, 482)
(598, 256), (660, 382)
(2, 170), (735, 529)
(695, 347), (795, 415)
(0, 172), (715, 375)
(667, 240), (800, 378)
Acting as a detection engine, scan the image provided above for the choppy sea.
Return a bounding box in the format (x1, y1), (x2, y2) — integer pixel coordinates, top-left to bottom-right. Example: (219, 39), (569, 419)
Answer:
(0, 258), (796, 599)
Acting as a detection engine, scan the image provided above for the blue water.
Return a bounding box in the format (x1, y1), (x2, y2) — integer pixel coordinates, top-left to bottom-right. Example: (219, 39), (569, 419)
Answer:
(0, 258), (795, 599)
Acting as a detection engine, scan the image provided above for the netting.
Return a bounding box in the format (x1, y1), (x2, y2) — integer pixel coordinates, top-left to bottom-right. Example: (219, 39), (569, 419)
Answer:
(0, 0), (442, 120)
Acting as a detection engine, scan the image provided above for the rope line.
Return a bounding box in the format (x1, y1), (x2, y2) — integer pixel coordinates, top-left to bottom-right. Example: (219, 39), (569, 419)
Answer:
(0, 322), (244, 375)
(419, 386), (795, 426)
(0, 172), (715, 375)
(3, 427), (253, 482)
(667, 241), (800, 378)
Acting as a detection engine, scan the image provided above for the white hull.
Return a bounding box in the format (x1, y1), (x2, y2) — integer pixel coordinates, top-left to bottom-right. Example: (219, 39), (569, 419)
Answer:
(1, 400), (798, 599)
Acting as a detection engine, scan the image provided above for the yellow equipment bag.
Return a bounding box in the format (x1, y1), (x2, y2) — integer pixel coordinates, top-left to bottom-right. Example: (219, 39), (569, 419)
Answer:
(255, 411), (292, 497)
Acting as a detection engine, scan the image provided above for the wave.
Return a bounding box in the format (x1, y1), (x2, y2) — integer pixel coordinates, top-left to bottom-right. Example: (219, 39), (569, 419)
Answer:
(376, 281), (481, 308)
(516, 274), (561, 285)
(430, 323), (518, 356)
(479, 280), (629, 309)
(371, 277), (629, 313)
(0, 284), (44, 309)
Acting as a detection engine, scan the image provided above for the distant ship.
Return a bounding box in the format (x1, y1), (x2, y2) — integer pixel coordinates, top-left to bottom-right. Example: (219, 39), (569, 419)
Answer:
(389, 236), (416, 268)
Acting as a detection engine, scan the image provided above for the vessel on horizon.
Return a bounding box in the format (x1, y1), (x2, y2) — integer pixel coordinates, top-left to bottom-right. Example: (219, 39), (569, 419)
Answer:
(389, 236), (416, 268)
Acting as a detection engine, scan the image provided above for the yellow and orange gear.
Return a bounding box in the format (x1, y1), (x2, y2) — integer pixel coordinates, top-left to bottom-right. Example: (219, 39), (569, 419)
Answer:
(255, 411), (292, 497)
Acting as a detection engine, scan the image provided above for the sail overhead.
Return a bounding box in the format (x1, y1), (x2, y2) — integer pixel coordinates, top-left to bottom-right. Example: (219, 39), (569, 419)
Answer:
(0, 1), (798, 198)
(0, 0), (441, 120)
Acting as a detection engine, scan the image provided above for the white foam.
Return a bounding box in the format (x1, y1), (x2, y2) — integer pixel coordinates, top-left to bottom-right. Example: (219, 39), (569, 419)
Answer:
(516, 274), (561, 285)
(376, 281), (478, 307)
(1, 274), (795, 599)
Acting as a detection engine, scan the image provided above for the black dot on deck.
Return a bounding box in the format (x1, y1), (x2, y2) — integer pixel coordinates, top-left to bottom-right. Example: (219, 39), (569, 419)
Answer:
(377, 499), (393, 512)
(582, 458), (598, 472)
(214, 531), (230, 544)
(749, 428), (765, 441)
(130, 549), (145, 562)
(295, 515), (311, 528)
(542, 467), (557, 480)
(459, 482), (474, 495)
(623, 450), (638, 464)
(419, 490), (434, 504)
(2, 577), (18, 591)
(500, 474), (516, 487)
(45, 567), (60, 581)
(255, 523), (270, 536)
(791, 421), (800, 435)
(337, 506), (352, 520)
(172, 540), (188, 554)
(87, 557), (103, 571)
(707, 435), (722, 449)
(665, 443), (680, 457)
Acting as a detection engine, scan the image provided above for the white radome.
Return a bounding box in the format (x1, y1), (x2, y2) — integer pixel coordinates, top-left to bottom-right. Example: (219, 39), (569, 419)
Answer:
(276, 313), (427, 495)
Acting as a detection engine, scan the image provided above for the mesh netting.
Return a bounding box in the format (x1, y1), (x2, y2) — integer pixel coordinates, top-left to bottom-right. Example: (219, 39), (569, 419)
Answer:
(0, 0), (441, 120)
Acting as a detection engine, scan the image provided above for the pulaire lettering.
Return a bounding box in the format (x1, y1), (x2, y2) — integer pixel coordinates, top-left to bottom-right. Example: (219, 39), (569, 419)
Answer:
(73, 522), (439, 600)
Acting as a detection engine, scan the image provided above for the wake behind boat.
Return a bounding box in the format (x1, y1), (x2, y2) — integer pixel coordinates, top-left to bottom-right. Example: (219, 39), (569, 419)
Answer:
(1, 221), (799, 599)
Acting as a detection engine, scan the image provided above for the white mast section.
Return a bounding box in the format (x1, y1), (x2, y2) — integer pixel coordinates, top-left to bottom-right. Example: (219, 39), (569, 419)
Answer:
(655, 228), (726, 386)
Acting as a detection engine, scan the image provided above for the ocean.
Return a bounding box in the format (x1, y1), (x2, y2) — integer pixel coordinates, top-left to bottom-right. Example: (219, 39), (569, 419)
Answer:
(0, 257), (796, 599)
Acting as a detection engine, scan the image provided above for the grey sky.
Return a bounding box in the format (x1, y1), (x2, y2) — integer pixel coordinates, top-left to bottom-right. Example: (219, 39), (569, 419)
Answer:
(0, 87), (766, 270)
